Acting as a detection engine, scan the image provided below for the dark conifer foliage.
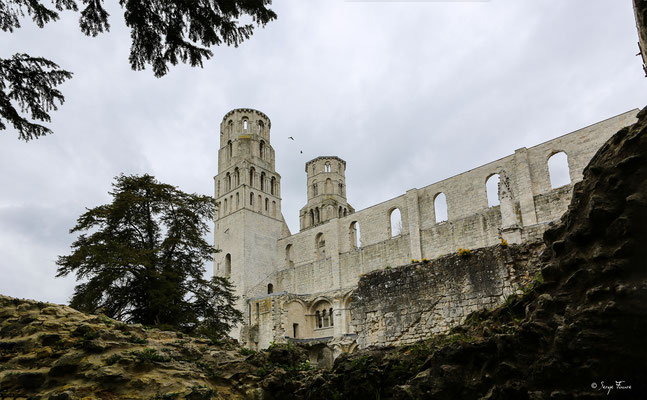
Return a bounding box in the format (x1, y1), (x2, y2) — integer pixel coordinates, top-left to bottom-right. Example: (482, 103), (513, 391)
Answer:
(0, 54), (72, 141)
(1, 0), (276, 140)
(56, 174), (242, 338)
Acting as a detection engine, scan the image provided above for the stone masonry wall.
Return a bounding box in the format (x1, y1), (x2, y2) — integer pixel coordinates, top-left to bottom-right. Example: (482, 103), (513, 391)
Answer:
(254, 110), (638, 301)
(350, 242), (544, 348)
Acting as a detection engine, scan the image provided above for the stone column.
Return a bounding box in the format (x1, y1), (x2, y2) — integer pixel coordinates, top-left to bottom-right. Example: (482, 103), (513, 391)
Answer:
(513, 148), (538, 226)
(405, 189), (423, 260)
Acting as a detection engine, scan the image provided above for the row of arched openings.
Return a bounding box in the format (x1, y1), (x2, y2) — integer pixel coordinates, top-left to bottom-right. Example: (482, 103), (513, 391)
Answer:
(311, 179), (344, 197)
(312, 161), (342, 174)
(219, 168), (278, 197)
(225, 118), (266, 136)
(315, 308), (334, 328)
(224, 138), (268, 161)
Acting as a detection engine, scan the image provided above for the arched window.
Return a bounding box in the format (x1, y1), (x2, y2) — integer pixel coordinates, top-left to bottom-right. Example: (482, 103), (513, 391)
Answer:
(250, 192), (254, 206)
(486, 174), (500, 207)
(389, 208), (402, 237)
(315, 233), (326, 259)
(316, 311), (322, 328)
(350, 221), (361, 248)
(272, 201), (276, 217)
(249, 167), (255, 187)
(325, 178), (332, 194)
(338, 206), (343, 218)
(343, 208), (348, 217)
(267, 283), (273, 294)
(312, 164), (316, 174)
(258, 195), (262, 211)
(243, 118), (248, 130)
(224, 253), (231, 277)
(265, 197), (269, 212)
(227, 140), (232, 158)
(286, 244), (294, 267)
(258, 120), (264, 136)
(315, 207), (320, 223)
(270, 177), (276, 195)
(339, 183), (343, 195)
(338, 163), (341, 172)
(224, 198), (228, 214)
(260, 140), (266, 159)
(324, 162), (331, 172)
(234, 168), (240, 187)
(236, 192), (240, 209)
(548, 152), (570, 188)
(312, 181), (318, 196)
(329, 308), (334, 326)
(434, 193), (448, 223)
(309, 209), (314, 226)
(260, 172), (266, 191)
(226, 173), (231, 191)
(227, 120), (233, 134)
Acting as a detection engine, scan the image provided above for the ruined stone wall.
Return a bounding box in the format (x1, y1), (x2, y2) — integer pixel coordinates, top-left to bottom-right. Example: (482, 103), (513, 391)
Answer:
(243, 110), (638, 302)
(350, 242), (544, 348)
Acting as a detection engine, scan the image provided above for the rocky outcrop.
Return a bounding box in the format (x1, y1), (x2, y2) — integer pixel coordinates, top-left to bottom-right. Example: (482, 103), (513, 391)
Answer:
(293, 107), (647, 399)
(0, 296), (294, 399)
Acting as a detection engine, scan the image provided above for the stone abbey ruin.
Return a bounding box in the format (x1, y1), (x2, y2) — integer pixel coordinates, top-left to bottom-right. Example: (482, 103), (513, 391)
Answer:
(212, 108), (639, 361)
(1, 107), (645, 399)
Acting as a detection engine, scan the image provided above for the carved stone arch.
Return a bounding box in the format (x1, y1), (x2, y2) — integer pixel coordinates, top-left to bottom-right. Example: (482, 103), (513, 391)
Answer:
(388, 207), (402, 237)
(547, 151), (571, 188)
(485, 172), (501, 207)
(433, 192), (448, 223)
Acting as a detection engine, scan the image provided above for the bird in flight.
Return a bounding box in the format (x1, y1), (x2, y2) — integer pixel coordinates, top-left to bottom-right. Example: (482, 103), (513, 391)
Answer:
(300, 150), (303, 154)
(288, 136), (294, 140)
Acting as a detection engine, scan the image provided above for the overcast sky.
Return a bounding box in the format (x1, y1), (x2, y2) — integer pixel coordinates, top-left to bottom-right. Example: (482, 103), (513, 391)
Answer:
(1, 0), (645, 305)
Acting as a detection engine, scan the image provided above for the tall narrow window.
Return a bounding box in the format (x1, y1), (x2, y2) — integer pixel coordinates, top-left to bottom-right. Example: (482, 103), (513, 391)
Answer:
(258, 120), (264, 136)
(267, 283), (273, 294)
(548, 152), (570, 188)
(270, 177), (276, 195)
(259, 140), (265, 159)
(249, 167), (255, 187)
(226, 173), (231, 191)
(234, 168), (240, 187)
(315, 207), (320, 223)
(227, 120), (233, 134)
(243, 118), (248, 130)
(272, 201), (276, 217)
(265, 198), (269, 211)
(224, 199), (228, 214)
(316, 311), (322, 328)
(389, 208), (402, 237)
(286, 244), (294, 267)
(486, 174), (500, 207)
(260, 172), (266, 191)
(224, 254), (231, 277)
(339, 183), (343, 195)
(324, 162), (331, 172)
(250, 192), (254, 206)
(350, 221), (361, 248)
(313, 181), (318, 196)
(315, 233), (326, 260)
(217, 181), (220, 197)
(329, 308), (334, 326)
(258, 195), (262, 212)
(236, 192), (240, 209)
(434, 193), (448, 223)
(227, 140), (232, 158)
(309, 209), (314, 226)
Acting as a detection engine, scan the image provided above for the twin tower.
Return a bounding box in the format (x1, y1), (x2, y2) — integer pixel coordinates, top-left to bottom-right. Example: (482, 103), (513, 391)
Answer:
(213, 108), (353, 304)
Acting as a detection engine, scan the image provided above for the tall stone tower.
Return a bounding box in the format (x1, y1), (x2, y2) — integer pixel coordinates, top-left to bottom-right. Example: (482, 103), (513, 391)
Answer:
(299, 156), (354, 231)
(213, 109), (288, 320)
